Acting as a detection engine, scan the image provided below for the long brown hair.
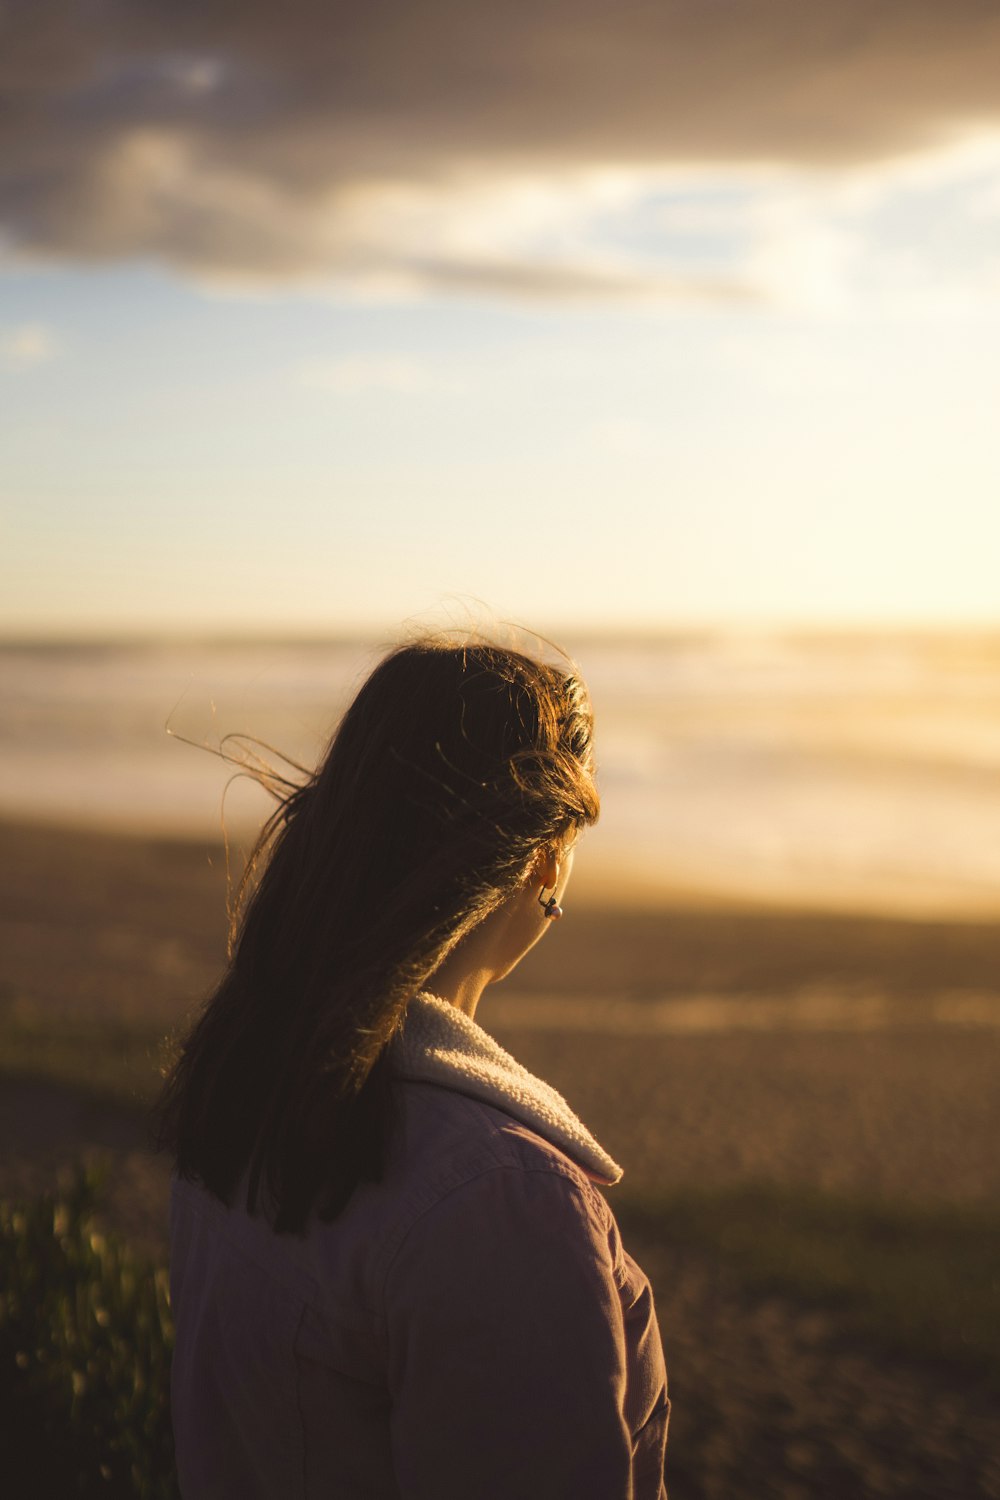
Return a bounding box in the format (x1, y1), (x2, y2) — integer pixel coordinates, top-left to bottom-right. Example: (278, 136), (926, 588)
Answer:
(154, 635), (599, 1233)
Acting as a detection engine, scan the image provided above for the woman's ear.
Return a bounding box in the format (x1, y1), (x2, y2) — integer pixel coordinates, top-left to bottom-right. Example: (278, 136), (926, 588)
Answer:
(532, 843), (561, 891)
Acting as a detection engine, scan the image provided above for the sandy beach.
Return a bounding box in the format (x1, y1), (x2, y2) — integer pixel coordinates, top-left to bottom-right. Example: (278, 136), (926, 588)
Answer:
(4, 814), (999, 1208)
(2, 816), (999, 1498)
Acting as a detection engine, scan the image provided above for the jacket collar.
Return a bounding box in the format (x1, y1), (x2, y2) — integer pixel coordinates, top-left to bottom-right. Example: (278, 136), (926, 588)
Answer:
(390, 991), (622, 1186)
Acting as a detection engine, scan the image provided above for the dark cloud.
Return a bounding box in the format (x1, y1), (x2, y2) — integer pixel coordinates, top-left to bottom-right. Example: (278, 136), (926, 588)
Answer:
(2, 0), (999, 294)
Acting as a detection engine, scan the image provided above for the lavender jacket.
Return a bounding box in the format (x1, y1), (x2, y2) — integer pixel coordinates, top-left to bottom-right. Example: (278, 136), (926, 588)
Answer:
(169, 993), (670, 1498)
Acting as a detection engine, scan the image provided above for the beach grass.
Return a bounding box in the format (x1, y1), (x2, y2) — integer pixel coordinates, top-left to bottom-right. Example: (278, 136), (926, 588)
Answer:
(0, 1163), (176, 1498)
(616, 1185), (1000, 1390)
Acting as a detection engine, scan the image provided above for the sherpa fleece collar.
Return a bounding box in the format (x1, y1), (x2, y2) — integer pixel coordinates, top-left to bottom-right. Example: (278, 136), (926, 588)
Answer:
(390, 990), (623, 1187)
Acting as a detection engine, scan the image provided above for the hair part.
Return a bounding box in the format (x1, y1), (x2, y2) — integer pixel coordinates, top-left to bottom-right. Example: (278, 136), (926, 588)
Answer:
(154, 634), (599, 1233)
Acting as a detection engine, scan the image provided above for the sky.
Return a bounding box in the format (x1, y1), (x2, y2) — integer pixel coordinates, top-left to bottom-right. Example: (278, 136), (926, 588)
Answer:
(2, 0), (1000, 637)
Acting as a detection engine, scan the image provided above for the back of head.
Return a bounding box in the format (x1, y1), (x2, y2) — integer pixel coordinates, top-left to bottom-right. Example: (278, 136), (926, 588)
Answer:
(156, 634), (599, 1231)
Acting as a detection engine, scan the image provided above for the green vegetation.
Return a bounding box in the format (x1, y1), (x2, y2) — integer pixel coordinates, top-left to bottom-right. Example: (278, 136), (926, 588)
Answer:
(616, 1183), (1000, 1389)
(0, 1164), (177, 1498)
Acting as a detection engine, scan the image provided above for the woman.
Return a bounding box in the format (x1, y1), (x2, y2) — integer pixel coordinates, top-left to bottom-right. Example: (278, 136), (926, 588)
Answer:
(158, 635), (669, 1499)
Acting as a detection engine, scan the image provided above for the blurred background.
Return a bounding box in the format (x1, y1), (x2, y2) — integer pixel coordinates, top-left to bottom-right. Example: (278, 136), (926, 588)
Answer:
(2, 4), (999, 1497)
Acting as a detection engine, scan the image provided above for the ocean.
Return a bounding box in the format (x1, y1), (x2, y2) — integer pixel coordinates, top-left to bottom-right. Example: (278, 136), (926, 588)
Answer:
(4, 630), (1000, 918)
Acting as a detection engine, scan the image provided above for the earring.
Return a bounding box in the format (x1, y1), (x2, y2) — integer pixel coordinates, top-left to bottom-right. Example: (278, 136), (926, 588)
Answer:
(538, 886), (564, 920)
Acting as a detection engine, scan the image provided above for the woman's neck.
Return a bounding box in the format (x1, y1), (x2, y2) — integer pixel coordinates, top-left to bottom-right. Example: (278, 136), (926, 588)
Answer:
(422, 960), (493, 1021)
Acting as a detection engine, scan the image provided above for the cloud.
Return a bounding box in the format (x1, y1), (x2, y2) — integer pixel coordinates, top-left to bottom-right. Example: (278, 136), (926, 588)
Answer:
(742, 133), (1000, 314)
(2, 1), (1000, 298)
(382, 254), (763, 305)
(1, 323), (58, 366)
(298, 354), (444, 395)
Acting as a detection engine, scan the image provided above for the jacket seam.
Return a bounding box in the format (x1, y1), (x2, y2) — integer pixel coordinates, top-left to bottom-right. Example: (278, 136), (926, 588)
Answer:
(378, 1158), (613, 1309)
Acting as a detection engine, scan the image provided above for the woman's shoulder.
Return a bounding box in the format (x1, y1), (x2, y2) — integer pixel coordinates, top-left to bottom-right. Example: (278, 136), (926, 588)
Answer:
(391, 1075), (614, 1208)
(365, 1078), (620, 1285)
(377, 1086), (630, 1347)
